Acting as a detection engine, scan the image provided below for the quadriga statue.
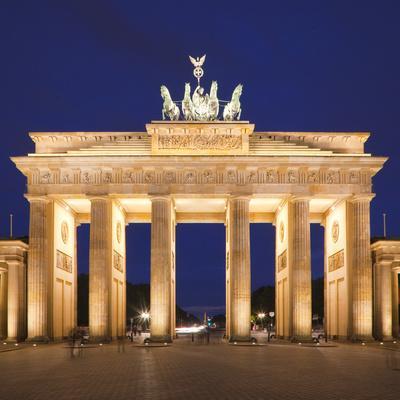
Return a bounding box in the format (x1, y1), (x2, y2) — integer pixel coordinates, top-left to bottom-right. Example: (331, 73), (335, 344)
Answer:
(223, 84), (243, 121)
(160, 85), (180, 121)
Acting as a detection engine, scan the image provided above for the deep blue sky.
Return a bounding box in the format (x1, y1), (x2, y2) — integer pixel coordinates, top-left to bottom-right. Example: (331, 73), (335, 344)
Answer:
(1, 1), (399, 314)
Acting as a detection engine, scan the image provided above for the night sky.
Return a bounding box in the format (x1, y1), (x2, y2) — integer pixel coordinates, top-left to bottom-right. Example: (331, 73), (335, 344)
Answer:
(1, 1), (399, 315)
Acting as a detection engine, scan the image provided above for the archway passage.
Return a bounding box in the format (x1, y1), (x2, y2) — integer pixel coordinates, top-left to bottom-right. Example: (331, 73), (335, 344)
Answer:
(175, 223), (226, 331)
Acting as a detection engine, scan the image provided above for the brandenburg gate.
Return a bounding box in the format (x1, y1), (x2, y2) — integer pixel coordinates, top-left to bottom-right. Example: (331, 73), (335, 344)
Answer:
(5, 56), (398, 344)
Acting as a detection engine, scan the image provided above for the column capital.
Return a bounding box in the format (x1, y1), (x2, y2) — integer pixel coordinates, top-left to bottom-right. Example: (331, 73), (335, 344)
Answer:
(392, 263), (400, 272)
(150, 195), (172, 202)
(349, 194), (375, 203)
(24, 195), (51, 204)
(229, 194), (251, 202)
(290, 195), (312, 203)
(88, 195), (111, 202)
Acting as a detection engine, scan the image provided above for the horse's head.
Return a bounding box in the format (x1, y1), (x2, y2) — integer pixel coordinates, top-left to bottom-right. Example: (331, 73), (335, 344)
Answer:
(233, 84), (243, 99)
(210, 81), (218, 97)
(160, 85), (170, 100)
(184, 82), (191, 96)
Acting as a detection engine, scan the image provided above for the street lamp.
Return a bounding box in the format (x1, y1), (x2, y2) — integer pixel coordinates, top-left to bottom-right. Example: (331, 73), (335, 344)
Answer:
(267, 312), (275, 342)
(140, 311), (150, 331)
(141, 311), (150, 320)
(257, 313), (266, 331)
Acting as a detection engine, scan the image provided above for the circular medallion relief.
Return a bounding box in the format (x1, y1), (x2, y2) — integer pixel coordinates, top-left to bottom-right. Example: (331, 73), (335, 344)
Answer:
(332, 220), (339, 243)
(61, 221), (69, 245)
(116, 221), (122, 244)
(279, 222), (285, 243)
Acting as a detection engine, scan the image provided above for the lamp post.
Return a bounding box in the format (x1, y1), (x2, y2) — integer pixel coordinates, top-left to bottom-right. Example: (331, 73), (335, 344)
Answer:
(257, 313), (266, 332)
(268, 312), (275, 342)
(141, 311), (150, 330)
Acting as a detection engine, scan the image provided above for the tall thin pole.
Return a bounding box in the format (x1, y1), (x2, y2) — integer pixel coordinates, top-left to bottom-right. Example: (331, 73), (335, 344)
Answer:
(9, 213), (13, 238)
(383, 213), (387, 238)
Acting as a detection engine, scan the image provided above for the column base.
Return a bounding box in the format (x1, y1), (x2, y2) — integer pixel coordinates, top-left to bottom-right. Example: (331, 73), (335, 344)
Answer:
(350, 335), (374, 343)
(89, 336), (111, 344)
(378, 336), (395, 342)
(290, 335), (313, 343)
(228, 336), (251, 343)
(5, 337), (26, 343)
(25, 336), (50, 343)
(148, 335), (172, 343)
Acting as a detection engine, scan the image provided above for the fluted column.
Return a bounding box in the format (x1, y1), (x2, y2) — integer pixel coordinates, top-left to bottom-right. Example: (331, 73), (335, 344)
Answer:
(27, 198), (50, 342)
(392, 270), (399, 339)
(290, 198), (311, 340)
(0, 269), (7, 339)
(229, 196), (251, 342)
(374, 261), (393, 340)
(150, 196), (172, 342)
(89, 198), (112, 341)
(7, 262), (24, 341)
(348, 197), (373, 341)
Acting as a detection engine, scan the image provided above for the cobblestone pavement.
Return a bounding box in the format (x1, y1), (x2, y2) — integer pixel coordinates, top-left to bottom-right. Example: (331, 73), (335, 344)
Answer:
(0, 340), (399, 400)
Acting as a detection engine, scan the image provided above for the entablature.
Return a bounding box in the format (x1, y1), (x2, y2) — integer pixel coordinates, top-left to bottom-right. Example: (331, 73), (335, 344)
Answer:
(27, 125), (372, 155)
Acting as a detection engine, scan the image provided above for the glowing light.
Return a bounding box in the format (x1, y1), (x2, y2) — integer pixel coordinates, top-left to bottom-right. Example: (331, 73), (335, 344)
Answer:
(234, 342), (237, 345)
(362, 342), (366, 346)
(176, 325), (206, 334)
(33, 344), (37, 347)
(298, 342), (302, 345)
(99, 343), (103, 346)
(393, 341), (397, 344)
(257, 313), (266, 319)
(140, 311), (150, 320)
(380, 342), (383, 345)
(145, 343), (149, 346)
(2, 342), (6, 345)
(316, 342), (320, 346)
(164, 342), (167, 346)
(14, 343), (18, 346)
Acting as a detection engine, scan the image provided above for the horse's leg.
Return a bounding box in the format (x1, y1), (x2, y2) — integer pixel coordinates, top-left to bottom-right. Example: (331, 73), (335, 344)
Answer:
(237, 109), (242, 120)
(162, 109), (165, 120)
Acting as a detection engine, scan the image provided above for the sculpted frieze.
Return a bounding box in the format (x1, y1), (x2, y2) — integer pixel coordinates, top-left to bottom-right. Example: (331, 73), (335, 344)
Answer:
(102, 171), (112, 183)
(158, 134), (242, 150)
(202, 169), (215, 184)
(307, 170), (319, 183)
(27, 166), (372, 187)
(143, 171), (155, 184)
(225, 169), (237, 184)
(247, 170), (257, 184)
(61, 171), (71, 184)
(184, 170), (196, 184)
(40, 171), (52, 184)
(164, 170), (176, 184)
(287, 170), (298, 183)
(81, 171), (93, 184)
(349, 170), (360, 184)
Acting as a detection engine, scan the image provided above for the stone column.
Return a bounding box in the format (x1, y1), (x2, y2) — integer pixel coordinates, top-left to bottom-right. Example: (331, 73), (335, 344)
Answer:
(74, 222), (79, 330)
(150, 196), (172, 342)
(7, 261), (24, 341)
(348, 196), (373, 341)
(27, 198), (50, 342)
(374, 262), (393, 340)
(89, 198), (112, 341)
(289, 197), (311, 340)
(228, 196), (251, 342)
(0, 268), (7, 339)
(392, 270), (399, 339)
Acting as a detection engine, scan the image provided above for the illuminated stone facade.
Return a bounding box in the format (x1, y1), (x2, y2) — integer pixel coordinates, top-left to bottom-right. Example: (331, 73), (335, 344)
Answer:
(8, 120), (397, 342)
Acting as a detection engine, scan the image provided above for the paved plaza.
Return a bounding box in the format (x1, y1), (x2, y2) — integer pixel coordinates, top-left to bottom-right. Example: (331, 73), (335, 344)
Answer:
(0, 339), (399, 400)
